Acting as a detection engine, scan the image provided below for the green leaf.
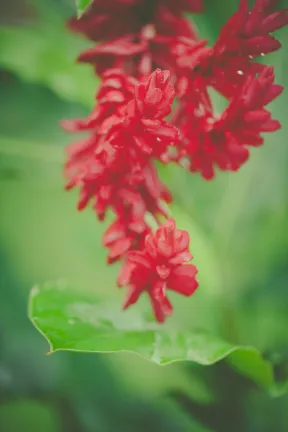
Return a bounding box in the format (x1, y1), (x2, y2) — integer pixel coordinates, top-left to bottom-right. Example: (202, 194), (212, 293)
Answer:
(76, 0), (93, 17)
(29, 281), (276, 390)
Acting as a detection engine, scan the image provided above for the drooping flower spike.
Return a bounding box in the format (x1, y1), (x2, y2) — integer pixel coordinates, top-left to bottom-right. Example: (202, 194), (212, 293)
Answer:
(62, 0), (287, 321)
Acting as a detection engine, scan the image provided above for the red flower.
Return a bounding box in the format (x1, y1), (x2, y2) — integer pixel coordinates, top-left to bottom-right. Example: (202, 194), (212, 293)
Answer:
(133, 67), (175, 119)
(192, 0), (287, 97)
(215, 0), (288, 60)
(207, 0), (288, 97)
(176, 66), (283, 179)
(63, 69), (178, 162)
(118, 218), (198, 322)
(169, 0), (287, 102)
(103, 69), (179, 161)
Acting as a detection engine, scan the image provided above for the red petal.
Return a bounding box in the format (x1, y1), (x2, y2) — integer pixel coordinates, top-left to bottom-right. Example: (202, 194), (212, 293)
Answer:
(103, 221), (125, 246)
(127, 251), (151, 268)
(174, 230), (190, 252)
(243, 35), (281, 55)
(118, 261), (134, 287)
(122, 285), (142, 309)
(156, 265), (171, 279)
(107, 237), (132, 263)
(260, 119), (281, 132)
(263, 84), (283, 105)
(169, 251), (193, 265)
(168, 265), (199, 296)
(261, 10), (288, 34)
(243, 110), (270, 125)
(145, 234), (158, 258)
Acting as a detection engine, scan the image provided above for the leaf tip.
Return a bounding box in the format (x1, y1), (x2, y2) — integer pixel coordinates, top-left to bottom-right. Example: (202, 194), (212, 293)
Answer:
(46, 347), (55, 356)
(76, 0), (93, 18)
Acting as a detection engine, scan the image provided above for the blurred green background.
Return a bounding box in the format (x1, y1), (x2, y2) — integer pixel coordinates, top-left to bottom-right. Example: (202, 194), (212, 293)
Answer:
(0, 0), (287, 431)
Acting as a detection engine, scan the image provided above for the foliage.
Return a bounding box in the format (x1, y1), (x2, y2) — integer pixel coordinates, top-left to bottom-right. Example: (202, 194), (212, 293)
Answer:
(29, 280), (275, 391)
(0, 0), (288, 431)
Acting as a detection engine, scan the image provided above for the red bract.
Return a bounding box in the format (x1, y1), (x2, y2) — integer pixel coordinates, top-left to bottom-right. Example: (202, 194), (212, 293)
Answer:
(215, 0), (288, 59)
(118, 219), (198, 322)
(176, 66), (283, 179)
(204, 0), (288, 96)
(63, 69), (178, 162)
(171, 0), (287, 99)
(134, 67), (175, 119)
(103, 69), (179, 161)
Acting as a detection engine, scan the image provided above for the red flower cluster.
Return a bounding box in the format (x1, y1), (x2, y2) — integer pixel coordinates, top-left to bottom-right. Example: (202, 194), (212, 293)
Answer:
(63, 0), (287, 321)
(63, 68), (176, 220)
(118, 219), (198, 322)
(174, 66), (283, 178)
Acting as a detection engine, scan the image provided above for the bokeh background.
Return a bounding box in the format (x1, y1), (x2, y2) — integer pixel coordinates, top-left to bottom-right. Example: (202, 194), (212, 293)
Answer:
(0, 0), (287, 430)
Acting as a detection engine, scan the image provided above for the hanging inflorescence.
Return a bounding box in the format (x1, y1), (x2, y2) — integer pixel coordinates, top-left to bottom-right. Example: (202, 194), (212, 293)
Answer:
(62, 0), (288, 322)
